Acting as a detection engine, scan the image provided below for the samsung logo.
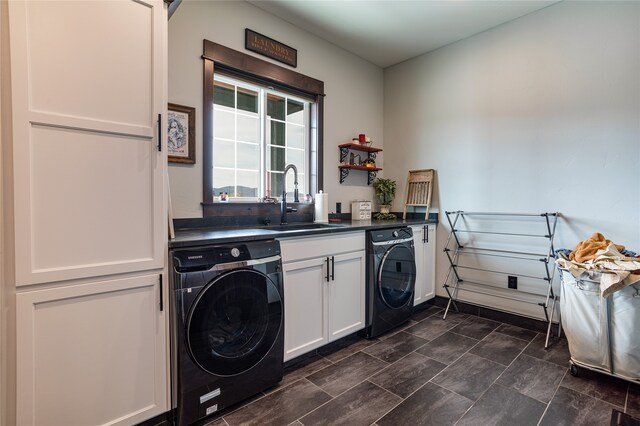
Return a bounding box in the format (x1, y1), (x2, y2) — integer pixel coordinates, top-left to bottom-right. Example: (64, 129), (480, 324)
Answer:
(187, 255), (204, 260)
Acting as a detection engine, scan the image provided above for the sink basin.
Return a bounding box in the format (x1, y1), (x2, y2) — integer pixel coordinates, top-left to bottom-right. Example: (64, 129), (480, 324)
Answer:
(256, 223), (345, 233)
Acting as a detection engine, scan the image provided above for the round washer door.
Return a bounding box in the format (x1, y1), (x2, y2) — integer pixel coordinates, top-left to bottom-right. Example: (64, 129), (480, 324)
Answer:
(377, 244), (416, 309)
(186, 268), (282, 376)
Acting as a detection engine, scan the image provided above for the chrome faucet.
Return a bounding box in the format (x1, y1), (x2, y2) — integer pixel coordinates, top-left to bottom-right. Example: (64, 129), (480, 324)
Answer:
(281, 164), (299, 225)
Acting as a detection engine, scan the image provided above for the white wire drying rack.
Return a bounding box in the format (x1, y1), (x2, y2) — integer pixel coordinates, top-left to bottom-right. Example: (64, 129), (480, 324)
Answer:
(442, 211), (560, 348)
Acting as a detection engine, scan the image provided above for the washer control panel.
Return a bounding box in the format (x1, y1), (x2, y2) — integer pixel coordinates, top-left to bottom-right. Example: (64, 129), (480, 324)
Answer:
(369, 227), (413, 244)
(172, 240), (280, 272)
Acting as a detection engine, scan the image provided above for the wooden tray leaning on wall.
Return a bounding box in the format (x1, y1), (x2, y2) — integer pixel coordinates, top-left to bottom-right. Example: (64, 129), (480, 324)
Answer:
(402, 169), (435, 220)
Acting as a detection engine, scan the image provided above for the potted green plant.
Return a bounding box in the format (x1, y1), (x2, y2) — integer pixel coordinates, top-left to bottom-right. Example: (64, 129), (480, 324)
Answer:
(372, 177), (397, 220)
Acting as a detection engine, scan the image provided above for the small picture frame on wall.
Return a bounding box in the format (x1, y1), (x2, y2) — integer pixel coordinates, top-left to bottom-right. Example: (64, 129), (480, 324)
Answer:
(167, 103), (195, 164)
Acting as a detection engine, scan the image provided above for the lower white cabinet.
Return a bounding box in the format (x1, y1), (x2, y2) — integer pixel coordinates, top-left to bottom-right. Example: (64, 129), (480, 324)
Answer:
(411, 224), (437, 306)
(16, 274), (167, 426)
(279, 233), (365, 361)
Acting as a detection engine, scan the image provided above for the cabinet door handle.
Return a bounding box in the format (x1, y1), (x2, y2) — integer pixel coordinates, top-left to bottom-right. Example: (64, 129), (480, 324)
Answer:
(331, 256), (335, 281)
(425, 225), (429, 243)
(159, 274), (164, 311)
(325, 257), (330, 282)
(157, 113), (162, 152)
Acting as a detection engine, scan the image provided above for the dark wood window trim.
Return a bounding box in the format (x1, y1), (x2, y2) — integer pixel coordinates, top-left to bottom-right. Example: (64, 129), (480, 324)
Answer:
(202, 40), (324, 212)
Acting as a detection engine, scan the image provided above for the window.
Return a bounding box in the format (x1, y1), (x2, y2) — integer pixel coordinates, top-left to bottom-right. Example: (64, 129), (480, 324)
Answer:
(202, 40), (324, 215)
(212, 75), (311, 199)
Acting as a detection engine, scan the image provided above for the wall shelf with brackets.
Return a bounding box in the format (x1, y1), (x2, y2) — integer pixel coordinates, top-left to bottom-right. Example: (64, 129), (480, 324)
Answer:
(338, 143), (383, 185)
(338, 164), (383, 185)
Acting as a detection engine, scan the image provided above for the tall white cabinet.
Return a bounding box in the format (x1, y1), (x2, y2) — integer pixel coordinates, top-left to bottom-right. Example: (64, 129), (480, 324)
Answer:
(411, 224), (437, 306)
(6, 1), (168, 425)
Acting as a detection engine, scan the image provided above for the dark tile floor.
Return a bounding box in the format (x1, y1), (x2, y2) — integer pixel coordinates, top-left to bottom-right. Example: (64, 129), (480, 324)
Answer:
(202, 306), (638, 426)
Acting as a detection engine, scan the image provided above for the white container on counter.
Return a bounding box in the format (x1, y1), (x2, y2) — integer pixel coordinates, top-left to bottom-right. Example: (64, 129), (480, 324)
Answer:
(314, 191), (328, 223)
(351, 201), (372, 220)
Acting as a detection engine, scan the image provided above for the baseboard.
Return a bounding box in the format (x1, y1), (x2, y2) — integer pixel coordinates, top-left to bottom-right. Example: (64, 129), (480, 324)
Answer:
(134, 411), (172, 426)
(432, 295), (557, 334)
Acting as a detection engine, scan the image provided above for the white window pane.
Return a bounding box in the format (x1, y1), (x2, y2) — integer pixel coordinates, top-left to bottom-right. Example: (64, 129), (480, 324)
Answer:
(237, 142), (260, 170)
(214, 109), (234, 139)
(237, 114), (259, 143)
(295, 173), (306, 196)
(284, 172), (305, 198)
(213, 139), (235, 168)
(213, 168), (234, 196)
(268, 146), (285, 172)
(267, 94), (285, 120)
(237, 171), (259, 198)
(266, 172), (282, 198)
(214, 81), (235, 108)
(237, 87), (258, 113)
(287, 99), (305, 125)
(287, 149), (305, 174)
(286, 124), (304, 149)
(269, 120), (285, 146)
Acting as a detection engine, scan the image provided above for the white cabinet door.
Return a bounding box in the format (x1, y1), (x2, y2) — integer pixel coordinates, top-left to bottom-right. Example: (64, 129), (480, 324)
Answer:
(423, 225), (437, 301)
(413, 225), (437, 306)
(328, 251), (366, 341)
(412, 226), (426, 306)
(16, 274), (167, 426)
(8, 0), (166, 286)
(282, 257), (329, 361)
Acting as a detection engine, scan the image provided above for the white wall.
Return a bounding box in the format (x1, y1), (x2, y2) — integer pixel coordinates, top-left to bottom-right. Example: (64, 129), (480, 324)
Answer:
(384, 1), (640, 318)
(168, 0), (384, 218)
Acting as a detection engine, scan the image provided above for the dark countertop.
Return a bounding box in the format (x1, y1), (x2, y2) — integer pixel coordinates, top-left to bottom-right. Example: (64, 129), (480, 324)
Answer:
(170, 218), (438, 248)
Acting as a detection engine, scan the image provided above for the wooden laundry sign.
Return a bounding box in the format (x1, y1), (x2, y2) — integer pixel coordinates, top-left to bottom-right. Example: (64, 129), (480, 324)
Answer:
(245, 29), (297, 68)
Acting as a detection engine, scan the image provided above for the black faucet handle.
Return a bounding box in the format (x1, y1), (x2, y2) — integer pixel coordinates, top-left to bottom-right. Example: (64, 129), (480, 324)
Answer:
(262, 218), (272, 226)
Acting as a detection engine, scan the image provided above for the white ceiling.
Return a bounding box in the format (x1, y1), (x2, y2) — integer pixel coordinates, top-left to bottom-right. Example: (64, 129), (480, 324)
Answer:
(248, 0), (558, 68)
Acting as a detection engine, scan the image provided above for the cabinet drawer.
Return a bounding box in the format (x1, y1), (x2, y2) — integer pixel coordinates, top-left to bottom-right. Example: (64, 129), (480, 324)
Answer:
(279, 232), (365, 263)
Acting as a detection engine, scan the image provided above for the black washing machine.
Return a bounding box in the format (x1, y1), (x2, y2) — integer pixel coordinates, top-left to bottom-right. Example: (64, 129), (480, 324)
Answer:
(363, 227), (416, 339)
(170, 239), (284, 426)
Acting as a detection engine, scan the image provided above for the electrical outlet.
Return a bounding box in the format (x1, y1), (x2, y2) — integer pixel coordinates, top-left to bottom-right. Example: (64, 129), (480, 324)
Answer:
(508, 276), (518, 289)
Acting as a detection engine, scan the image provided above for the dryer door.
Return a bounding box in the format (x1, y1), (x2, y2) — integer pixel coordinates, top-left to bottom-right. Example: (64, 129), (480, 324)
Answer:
(186, 269), (282, 376)
(377, 244), (416, 309)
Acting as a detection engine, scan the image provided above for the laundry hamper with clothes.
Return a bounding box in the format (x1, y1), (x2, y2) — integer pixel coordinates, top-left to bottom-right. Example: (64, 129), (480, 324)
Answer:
(559, 268), (640, 382)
